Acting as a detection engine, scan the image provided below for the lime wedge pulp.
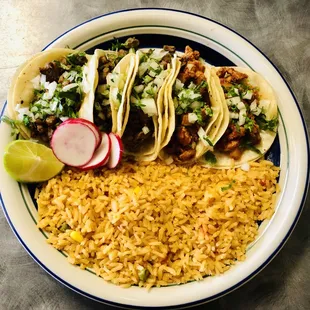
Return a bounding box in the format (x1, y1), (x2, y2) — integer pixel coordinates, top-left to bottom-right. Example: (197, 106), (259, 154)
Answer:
(3, 140), (64, 182)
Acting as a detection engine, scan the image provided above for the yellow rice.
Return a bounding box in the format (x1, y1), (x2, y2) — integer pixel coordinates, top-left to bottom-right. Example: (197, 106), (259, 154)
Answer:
(36, 160), (280, 289)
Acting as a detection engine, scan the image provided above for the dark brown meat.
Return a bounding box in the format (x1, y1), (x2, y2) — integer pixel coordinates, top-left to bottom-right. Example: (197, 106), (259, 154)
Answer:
(163, 45), (176, 53)
(123, 107), (154, 152)
(160, 53), (172, 69)
(227, 124), (246, 141)
(179, 149), (196, 161)
(181, 114), (191, 126)
(229, 147), (242, 160)
(217, 67), (248, 84)
(123, 37), (140, 49)
(224, 140), (241, 152)
(40, 62), (64, 83)
(177, 126), (192, 146)
(178, 47), (206, 86)
(249, 123), (261, 145)
(45, 115), (57, 127)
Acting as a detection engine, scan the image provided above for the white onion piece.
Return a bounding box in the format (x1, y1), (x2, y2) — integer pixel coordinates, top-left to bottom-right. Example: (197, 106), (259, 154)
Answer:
(241, 162), (250, 171)
(62, 83), (78, 92)
(150, 50), (169, 61)
(138, 62), (149, 77)
(42, 81), (57, 100)
(252, 107), (262, 116)
(134, 85), (144, 93)
(238, 109), (246, 126)
(31, 75), (40, 89)
(243, 90), (253, 100)
(197, 127), (209, 147)
(174, 79), (184, 91)
(188, 113), (198, 123)
(226, 97), (240, 106)
(142, 126), (150, 134)
(229, 112), (239, 119)
(250, 100), (257, 111)
(140, 98), (158, 116)
(40, 74), (46, 85)
(237, 101), (246, 110)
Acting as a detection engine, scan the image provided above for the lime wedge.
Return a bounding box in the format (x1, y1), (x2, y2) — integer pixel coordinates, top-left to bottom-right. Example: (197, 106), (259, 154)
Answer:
(3, 140), (64, 182)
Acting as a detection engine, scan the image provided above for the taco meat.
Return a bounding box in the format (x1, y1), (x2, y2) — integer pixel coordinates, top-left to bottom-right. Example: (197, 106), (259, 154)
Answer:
(215, 67), (276, 160)
(165, 46), (213, 162)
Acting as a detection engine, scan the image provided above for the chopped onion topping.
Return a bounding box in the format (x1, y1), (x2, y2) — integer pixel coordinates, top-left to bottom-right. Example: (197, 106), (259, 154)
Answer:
(138, 62), (149, 77)
(226, 97), (240, 106)
(252, 107), (262, 116)
(31, 75), (40, 89)
(149, 50), (169, 61)
(250, 99), (257, 111)
(188, 113), (198, 123)
(238, 109), (246, 126)
(62, 83), (78, 92)
(174, 79), (184, 91)
(240, 162), (250, 171)
(40, 74), (46, 86)
(60, 116), (69, 122)
(140, 98), (158, 116)
(229, 112), (239, 119)
(134, 85), (144, 93)
(243, 90), (253, 100)
(237, 101), (246, 110)
(42, 81), (57, 100)
(198, 127), (212, 147)
(142, 126), (150, 134)
(165, 156), (174, 165)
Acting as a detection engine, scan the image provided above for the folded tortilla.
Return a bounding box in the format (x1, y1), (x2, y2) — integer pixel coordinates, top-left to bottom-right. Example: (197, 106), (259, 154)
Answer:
(200, 66), (278, 168)
(159, 46), (229, 164)
(9, 48), (94, 141)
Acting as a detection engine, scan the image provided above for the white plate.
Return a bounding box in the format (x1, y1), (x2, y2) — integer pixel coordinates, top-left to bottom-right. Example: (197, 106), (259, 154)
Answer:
(0, 8), (309, 309)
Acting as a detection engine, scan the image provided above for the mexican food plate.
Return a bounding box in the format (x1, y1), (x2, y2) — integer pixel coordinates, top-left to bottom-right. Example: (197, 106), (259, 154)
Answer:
(0, 8), (308, 309)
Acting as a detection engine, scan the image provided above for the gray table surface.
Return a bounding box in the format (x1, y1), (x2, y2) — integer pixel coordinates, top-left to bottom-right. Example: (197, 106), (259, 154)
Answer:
(0, 0), (309, 309)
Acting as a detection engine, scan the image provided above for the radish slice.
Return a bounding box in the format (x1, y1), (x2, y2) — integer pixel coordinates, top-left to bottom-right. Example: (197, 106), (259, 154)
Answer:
(61, 118), (101, 148)
(80, 133), (111, 170)
(51, 122), (96, 167)
(107, 133), (123, 169)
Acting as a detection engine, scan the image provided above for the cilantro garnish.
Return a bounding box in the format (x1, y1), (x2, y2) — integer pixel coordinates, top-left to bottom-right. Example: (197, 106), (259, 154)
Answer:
(244, 116), (255, 132)
(204, 151), (217, 165)
(1, 115), (21, 136)
(240, 140), (262, 154)
(256, 115), (278, 132)
(221, 180), (236, 191)
(203, 136), (214, 146)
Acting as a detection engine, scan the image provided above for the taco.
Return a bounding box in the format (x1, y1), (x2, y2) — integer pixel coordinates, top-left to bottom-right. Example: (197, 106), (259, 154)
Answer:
(160, 46), (229, 163)
(201, 66), (278, 168)
(8, 48), (94, 142)
(121, 46), (179, 160)
(79, 37), (139, 135)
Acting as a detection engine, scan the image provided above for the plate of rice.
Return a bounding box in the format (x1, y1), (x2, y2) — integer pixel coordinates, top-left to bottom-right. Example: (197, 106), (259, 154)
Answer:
(0, 8), (309, 309)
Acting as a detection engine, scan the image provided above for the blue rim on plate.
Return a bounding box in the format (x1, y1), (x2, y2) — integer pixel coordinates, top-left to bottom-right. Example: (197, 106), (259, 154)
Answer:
(0, 8), (309, 309)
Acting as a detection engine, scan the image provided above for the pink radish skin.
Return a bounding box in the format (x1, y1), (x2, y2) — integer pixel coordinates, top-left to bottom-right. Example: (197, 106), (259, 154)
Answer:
(51, 122), (97, 167)
(80, 133), (111, 171)
(107, 133), (123, 169)
(60, 118), (102, 148)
